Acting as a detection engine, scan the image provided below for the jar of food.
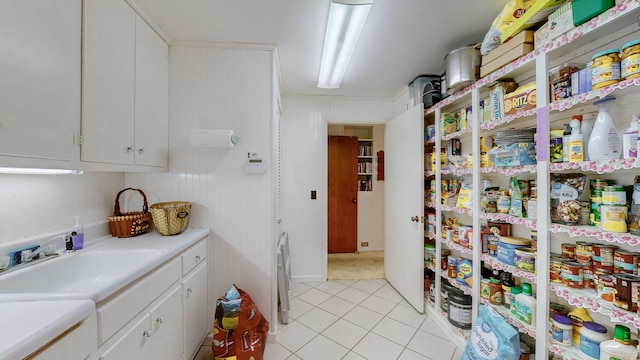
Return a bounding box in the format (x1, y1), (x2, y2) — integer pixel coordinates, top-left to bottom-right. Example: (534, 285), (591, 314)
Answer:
(591, 48), (621, 89)
(621, 39), (640, 80)
(562, 261), (584, 288)
(550, 129), (564, 163)
(480, 278), (491, 300)
(447, 256), (458, 278)
(580, 322), (609, 359)
(551, 314), (573, 346)
(489, 278), (503, 306)
(602, 205), (628, 233)
(441, 250), (451, 271)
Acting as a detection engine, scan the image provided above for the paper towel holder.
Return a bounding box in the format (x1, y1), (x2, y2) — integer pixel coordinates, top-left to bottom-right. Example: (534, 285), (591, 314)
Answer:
(189, 129), (238, 148)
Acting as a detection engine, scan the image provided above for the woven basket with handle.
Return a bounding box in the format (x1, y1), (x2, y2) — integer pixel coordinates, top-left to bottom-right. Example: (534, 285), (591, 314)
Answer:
(108, 188), (151, 238)
(150, 201), (191, 236)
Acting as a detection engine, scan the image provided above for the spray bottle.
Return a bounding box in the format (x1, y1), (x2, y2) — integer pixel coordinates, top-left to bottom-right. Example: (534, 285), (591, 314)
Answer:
(72, 216), (84, 250)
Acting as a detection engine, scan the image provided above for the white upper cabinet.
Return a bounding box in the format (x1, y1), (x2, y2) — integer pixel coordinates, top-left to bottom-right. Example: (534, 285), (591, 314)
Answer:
(82, 0), (168, 169)
(0, 0), (81, 166)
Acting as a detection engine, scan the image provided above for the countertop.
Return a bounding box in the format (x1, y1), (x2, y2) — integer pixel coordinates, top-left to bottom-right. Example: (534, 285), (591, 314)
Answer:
(0, 228), (209, 360)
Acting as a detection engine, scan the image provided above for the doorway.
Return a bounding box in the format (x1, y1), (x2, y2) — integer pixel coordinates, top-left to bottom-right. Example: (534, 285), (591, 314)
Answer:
(326, 125), (385, 280)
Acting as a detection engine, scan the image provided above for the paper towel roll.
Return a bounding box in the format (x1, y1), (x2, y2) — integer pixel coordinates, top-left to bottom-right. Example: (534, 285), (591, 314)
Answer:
(189, 129), (238, 148)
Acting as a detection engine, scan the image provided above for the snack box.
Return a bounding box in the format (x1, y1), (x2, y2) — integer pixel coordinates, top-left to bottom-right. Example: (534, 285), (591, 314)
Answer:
(504, 82), (537, 115)
(534, 22), (551, 49)
(488, 80), (518, 122)
(548, 1), (574, 40)
(501, 0), (566, 42)
(489, 143), (537, 167)
(481, 31), (535, 77)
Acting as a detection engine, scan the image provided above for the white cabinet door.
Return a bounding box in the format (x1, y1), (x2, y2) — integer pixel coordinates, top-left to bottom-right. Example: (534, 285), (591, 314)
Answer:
(183, 263), (209, 360)
(134, 16), (168, 168)
(0, 0), (80, 163)
(150, 286), (183, 360)
(384, 105), (425, 312)
(82, 0), (135, 165)
(99, 314), (150, 360)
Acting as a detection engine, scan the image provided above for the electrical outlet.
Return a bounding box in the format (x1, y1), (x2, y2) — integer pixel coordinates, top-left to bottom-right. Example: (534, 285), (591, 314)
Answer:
(361, 242), (369, 247)
(311, 190), (317, 200)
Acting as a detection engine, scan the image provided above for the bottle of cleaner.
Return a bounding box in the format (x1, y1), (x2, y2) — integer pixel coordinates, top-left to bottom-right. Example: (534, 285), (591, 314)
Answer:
(569, 117), (584, 162)
(568, 307), (593, 345)
(599, 325), (636, 360)
(563, 123), (572, 162)
(622, 114), (640, 159)
(72, 216), (84, 250)
(589, 97), (621, 161)
(581, 112), (596, 161)
(514, 283), (536, 327)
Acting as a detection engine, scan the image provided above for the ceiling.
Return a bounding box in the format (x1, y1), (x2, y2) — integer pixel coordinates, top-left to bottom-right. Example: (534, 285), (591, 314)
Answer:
(133, 0), (506, 100)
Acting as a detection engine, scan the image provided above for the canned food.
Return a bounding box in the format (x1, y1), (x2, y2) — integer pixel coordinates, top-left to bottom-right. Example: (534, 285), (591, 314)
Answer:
(583, 262), (595, 289)
(597, 273), (615, 302)
(603, 185), (627, 205)
(614, 249), (639, 274)
(448, 256), (458, 278)
(562, 243), (576, 261)
(550, 255), (564, 283)
(592, 244), (617, 269)
(602, 205), (628, 233)
(562, 261), (584, 288)
(591, 48), (621, 90)
(576, 242), (593, 264)
(613, 273), (640, 312)
(515, 248), (536, 273)
(621, 39), (640, 80)
(591, 179), (615, 190)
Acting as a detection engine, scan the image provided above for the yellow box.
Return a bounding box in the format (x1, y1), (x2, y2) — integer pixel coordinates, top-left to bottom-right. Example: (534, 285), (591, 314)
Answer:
(501, 0), (566, 43)
(504, 83), (537, 115)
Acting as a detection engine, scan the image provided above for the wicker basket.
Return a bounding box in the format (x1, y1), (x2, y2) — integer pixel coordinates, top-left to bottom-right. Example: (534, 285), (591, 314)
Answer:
(150, 201), (191, 236)
(108, 188), (151, 238)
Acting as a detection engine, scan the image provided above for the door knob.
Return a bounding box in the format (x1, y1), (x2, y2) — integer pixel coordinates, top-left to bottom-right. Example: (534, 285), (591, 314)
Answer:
(353, 199), (357, 204)
(411, 216), (419, 222)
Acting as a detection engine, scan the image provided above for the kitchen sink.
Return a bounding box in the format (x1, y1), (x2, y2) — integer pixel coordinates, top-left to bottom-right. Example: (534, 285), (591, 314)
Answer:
(0, 249), (162, 302)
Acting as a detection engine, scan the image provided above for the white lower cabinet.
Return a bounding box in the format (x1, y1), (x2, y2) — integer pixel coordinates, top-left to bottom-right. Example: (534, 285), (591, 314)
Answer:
(26, 313), (97, 360)
(100, 286), (183, 360)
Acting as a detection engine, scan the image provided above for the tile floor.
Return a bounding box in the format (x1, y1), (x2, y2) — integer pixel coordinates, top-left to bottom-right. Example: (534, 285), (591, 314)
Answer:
(195, 279), (462, 360)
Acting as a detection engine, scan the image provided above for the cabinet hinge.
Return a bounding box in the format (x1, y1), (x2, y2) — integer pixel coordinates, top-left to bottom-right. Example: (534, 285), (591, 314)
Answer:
(78, 134), (84, 146)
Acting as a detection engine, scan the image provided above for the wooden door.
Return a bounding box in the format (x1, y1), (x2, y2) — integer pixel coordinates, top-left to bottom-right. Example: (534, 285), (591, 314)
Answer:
(328, 136), (358, 253)
(384, 105), (424, 312)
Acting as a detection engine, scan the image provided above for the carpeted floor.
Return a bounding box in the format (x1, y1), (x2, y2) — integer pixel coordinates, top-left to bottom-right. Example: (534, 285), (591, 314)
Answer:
(327, 251), (385, 280)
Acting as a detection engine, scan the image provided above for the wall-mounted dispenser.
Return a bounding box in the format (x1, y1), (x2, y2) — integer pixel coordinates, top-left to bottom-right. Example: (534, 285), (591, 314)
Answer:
(189, 129), (238, 148)
(244, 153), (268, 174)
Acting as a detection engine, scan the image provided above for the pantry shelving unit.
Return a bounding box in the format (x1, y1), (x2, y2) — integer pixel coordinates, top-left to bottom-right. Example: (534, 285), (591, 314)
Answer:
(358, 138), (374, 191)
(421, 1), (640, 359)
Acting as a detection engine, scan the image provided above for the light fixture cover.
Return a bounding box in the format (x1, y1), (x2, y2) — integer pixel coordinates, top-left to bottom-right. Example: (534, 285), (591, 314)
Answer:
(317, 0), (372, 89)
(0, 167), (84, 175)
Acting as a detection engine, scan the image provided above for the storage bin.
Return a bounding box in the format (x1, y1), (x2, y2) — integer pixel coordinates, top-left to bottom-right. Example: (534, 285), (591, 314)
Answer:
(572, 0), (615, 27)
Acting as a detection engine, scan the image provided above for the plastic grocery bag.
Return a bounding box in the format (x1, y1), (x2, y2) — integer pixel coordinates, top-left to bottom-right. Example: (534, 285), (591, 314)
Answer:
(212, 285), (269, 360)
(461, 305), (521, 360)
(480, 0), (536, 55)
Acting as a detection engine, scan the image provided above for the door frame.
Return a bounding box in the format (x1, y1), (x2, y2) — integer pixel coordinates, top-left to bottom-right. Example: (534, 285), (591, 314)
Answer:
(321, 121), (386, 281)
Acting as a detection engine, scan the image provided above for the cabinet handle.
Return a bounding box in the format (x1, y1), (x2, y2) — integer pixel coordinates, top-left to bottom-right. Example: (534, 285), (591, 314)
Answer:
(138, 147), (146, 154)
(156, 316), (165, 324)
(187, 287), (193, 294)
(143, 329), (153, 338)
(410, 216), (419, 222)
(127, 146), (134, 153)
(195, 255), (201, 262)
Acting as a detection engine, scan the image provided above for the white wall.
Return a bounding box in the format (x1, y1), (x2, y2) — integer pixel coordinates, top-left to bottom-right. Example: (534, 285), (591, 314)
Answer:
(281, 96), (393, 282)
(0, 172), (124, 243)
(125, 44), (278, 330)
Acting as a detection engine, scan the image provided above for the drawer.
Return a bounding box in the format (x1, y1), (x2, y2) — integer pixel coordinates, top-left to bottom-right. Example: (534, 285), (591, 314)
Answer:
(97, 257), (180, 345)
(182, 239), (207, 275)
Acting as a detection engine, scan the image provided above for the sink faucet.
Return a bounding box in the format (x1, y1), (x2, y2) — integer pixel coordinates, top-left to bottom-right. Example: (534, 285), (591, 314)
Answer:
(21, 236), (63, 262)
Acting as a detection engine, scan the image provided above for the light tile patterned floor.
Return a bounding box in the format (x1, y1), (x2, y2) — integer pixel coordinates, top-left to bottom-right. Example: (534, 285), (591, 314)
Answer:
(194, 279), (462, 360)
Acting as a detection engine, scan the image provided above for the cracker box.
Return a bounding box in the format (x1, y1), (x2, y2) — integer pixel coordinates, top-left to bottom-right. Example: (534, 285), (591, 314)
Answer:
(489, 81), (518, 122)
(504, 82), (537, 116)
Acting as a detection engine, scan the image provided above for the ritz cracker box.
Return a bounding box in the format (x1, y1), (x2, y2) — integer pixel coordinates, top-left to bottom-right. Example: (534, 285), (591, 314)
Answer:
(504, 82), (537, 116)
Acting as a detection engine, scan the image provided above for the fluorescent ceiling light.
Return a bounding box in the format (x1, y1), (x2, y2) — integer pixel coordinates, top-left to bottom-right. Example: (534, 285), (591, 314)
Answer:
(317, 0), (372, 89)
(0, 167), (84, 175)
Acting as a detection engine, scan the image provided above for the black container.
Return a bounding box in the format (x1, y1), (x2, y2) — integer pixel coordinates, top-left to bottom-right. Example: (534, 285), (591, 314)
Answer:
(448, 290), (472, 329)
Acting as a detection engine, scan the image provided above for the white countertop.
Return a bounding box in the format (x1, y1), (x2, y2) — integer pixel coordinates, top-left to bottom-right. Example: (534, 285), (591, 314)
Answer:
(0, 228), (209, 359)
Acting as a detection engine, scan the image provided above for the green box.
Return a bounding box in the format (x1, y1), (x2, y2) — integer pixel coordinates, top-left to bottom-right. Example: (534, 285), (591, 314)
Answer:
(572, 0), (615, 26)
